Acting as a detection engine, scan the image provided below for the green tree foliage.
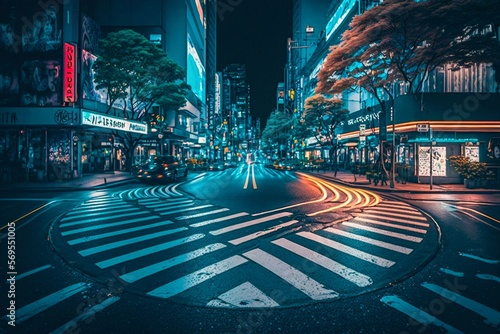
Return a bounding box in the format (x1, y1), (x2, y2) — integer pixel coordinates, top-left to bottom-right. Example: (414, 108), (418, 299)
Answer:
(302, 94), (348, 160)
(261, 110), (293, 157)
(316, 0), (500, 102)
(92, 29), (190, 171)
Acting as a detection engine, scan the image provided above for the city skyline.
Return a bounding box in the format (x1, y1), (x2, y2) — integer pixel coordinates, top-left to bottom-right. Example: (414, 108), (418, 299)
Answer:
(216, 0), (293, 128)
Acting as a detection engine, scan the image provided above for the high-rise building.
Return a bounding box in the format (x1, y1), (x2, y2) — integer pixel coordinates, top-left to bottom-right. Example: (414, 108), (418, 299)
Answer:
(0, 0), (210, 183)
(222, 64), (251, 160)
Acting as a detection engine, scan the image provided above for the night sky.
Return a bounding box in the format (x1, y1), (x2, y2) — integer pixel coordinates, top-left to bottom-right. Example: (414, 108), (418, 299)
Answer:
(216, 0), (293, 128)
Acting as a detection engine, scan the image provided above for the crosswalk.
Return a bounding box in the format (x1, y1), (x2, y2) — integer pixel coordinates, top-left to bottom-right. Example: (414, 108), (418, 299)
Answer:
(6, 192), (499, 333)
(48, 193), (439, 309)
(380, 252), (500, 333)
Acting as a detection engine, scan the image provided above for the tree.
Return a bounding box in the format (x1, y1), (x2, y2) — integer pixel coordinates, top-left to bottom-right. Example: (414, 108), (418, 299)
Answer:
(317, 0), (500, 99)
(261, 110), (293, 159)
(93, 29), (189, 171)
(302, 94), (348, 163)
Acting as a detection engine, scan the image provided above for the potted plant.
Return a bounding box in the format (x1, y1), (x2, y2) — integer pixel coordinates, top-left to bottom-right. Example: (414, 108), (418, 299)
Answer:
(449, 155), (488, 188)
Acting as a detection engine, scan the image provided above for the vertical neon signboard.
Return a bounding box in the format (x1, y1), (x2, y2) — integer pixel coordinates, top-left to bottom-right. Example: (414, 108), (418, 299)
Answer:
(64, 42), (77, 103)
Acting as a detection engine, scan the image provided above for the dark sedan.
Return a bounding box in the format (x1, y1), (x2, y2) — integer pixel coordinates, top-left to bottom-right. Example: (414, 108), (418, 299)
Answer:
(136, 155), (188, 182)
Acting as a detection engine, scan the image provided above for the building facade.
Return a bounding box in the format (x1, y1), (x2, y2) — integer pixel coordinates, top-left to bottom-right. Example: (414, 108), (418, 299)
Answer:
(293, 0), (500, 185)
(0, 0), (211, 183)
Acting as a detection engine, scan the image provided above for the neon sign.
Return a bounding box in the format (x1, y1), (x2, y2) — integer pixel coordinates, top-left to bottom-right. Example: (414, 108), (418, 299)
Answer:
(63, 43), (77, 103)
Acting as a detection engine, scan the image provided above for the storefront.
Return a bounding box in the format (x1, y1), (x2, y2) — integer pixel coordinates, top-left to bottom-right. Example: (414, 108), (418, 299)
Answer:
(0, 108), (147, 183)
(336, 93), (500, 184)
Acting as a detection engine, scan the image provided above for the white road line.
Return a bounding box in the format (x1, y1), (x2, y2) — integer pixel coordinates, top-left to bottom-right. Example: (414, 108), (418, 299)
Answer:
(353, 217), (428, 234)
(156, 204), (214, 215)
(67, 221), (174, 245)
(64, 203), (133, 216)
(366, 206), (422, 215)
(82, 199), (123, 205)
(147, 255), (247, 298)
(12, 283), (88, 325)
(229, 220), (298, 245)
(120, 243), (226, 283)
(422, 282), (500, 327)
(380, 295), (463, 334)
(14, 264), (52, 281)
(243, 248), (339, 300)
(50, 296), (120, 334)
(324, 228), (413, 255)
(177, 208), (230, 221)
(60, 211), (151, 229)
(61, 216), (159, 236)
(145, 199), (193, 209)
(273, 238), (373, 287)
(190, 212), (249, 228)
(357, 213), (429, 227)
(61, 207), (139, 222)
(96, 233), (205, 268)
(296, 232), (395, 268)
(153, 202), (195, 212)
(343, 222), (423, 243)
(206, 282), (279, 308)
(78, 227), (188, 256)
(210, 212), (293, 236)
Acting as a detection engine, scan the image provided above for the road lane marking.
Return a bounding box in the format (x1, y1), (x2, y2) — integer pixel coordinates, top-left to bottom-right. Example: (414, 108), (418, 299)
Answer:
(458, 252), (499, 264)
(253, 176), (328, 216)
(243, 248), (339, 300)
(145, 199), (193, 209)
(13, 265), (53, 281)
(61, 207), (139, 221)
(176, 208), (230, 221)
(190, 212), (249, 228)
(273, 238), (373, 287)
(78, 227), (188, 256)
(206, 282), (279, 308)
(60, 212), (153, 229)
(209, 212), (293, 236)
(365, 206), (421, 215)
(380, 295), (463, 333)
(96, 233), (206, 268)
(422, 282), (500, 327)
(228, 220), (299, 245)
(324, 228), (413, 254)
(155, 204), (214, 215)
(153, 202), (196, 212)
(147, 255), (247, 298)
(61, 216), (159, 235)
(296, 232), (395, 268)
(51, 296), (120, 334)
(1, 201), (56, 233)
(12, 283), (88, 325)
(66, 221), (174, 245)
(120, 243), (226, 283)
(243, 163), (257, 189)
(343, 222), (423, 243)
(352, 217), (428, 234)
(358, 212), (429, 225)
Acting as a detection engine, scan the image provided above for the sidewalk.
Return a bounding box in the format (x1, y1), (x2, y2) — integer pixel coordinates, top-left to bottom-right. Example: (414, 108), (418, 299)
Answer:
(0, 171), (135, 192)
(1, 168), (499, 194)
(304, 169), (500, 194)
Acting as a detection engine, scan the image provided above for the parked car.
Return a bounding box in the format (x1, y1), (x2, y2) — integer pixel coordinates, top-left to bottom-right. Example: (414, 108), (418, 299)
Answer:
(136, 155), (188, 182)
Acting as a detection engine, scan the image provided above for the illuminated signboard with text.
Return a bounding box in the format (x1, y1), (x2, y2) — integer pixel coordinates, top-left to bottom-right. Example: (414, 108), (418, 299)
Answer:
(63, 43), (77, 103)
(81, 111), (148, 134)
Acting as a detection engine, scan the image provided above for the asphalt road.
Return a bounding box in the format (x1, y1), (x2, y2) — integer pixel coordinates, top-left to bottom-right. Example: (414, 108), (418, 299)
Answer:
(1, 164), (499, 334)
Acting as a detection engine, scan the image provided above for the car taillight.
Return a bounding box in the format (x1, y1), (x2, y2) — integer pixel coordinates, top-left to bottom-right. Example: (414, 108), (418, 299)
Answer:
(163, 163), (169, 169)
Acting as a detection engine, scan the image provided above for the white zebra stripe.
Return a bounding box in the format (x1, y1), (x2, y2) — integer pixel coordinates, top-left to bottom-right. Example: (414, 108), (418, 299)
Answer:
(96, 233), (205, 268)
(324, 228), (413, 254)
(343, 222), (423, 243)
(296, 232), (395, 268)
(243, 248), (339, 300)
(120, 243), (226, 283)
(273, 238), (373, 287)
(78, 227), (187, 256)
(147, 255), (248, 298)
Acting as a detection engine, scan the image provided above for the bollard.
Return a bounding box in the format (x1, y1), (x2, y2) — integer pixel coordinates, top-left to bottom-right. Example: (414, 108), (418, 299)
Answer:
(104, 178), (107, 184)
